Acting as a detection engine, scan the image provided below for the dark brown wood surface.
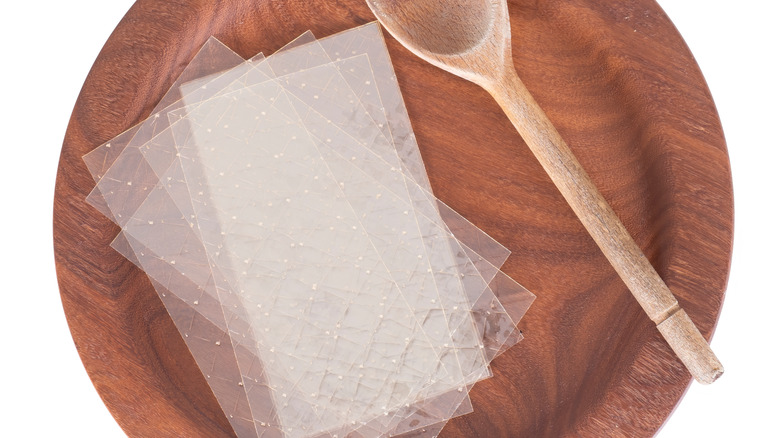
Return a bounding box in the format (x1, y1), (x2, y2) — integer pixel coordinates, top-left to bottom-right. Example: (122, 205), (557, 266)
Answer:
(54, 0), (733, 436)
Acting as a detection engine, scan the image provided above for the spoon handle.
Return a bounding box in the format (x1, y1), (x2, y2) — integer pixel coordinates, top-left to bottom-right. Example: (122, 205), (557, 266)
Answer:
(486, 68), (723, 384)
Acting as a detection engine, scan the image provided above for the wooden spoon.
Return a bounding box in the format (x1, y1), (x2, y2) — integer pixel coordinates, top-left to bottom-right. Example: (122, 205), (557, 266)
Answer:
(366, 0), (723, 384)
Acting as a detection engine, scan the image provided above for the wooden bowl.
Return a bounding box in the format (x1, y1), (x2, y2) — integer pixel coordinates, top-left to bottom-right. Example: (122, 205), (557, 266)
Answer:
(54, 0), (733, 436)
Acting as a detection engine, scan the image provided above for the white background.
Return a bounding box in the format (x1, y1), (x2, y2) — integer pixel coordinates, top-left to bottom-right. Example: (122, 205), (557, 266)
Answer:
(1, 0), (776, 436)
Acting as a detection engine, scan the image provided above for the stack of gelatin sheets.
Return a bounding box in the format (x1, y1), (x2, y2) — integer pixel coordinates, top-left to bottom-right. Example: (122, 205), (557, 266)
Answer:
(84, 22), (535, 438)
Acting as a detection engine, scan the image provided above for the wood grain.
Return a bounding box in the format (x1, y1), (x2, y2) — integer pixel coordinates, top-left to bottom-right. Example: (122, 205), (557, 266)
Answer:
(54, 0), (733, 436)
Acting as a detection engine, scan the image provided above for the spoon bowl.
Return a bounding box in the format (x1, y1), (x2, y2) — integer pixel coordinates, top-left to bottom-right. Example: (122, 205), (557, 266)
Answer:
(367, 0), (511, 86)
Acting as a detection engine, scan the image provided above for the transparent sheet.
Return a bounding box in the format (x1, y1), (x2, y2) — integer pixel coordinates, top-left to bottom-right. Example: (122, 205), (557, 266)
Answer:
(162, 72), (488, 434)
(258, 44), (530, 376)
(113, 172), (525, 438)
(91, 27), (528, 368)
(165, 49), (515, 395)
(108, 48), (516, 438)
(105, 58), (516, 438)
(170, 32), (526, 355)
(160, 79), (478, 434)
(99, 82), (449, 437)
(117, 78), (512, 434)
(222, 29), (528, 336)
(168, 74), (502, 434)
(241, 54), (488, 377)
(252, 57), (496, 412)
(265, 24), (532, 336)
(85, 60), (472, 436)
(84, 24), (535, 438)
(256, 51), (527, 433)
